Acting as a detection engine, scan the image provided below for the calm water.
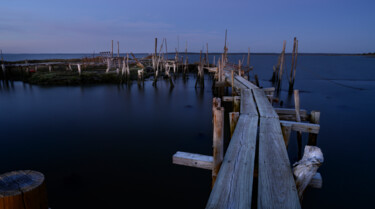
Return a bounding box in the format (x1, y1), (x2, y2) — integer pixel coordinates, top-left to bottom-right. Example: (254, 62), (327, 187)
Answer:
(1, 54), (375, 208)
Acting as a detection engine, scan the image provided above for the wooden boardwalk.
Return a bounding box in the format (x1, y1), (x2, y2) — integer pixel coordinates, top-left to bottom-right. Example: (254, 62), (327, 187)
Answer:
(205, 67), (301, 209)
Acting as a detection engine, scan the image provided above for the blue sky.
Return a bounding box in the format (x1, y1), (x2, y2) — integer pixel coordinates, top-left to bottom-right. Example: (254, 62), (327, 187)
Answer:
(1, 0), (374, 53)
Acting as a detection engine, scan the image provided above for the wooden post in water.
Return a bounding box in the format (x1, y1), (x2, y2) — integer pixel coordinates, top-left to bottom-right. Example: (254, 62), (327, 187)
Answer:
(289, 37), (297, 91)
(212, 106), (224, 188)
(238, 60), (241, 77)
(254, 74), (260, 87)
(294, 89), (303, 160)
(229, 112), (240, 138)
(77, 64), (81, 75)
(277, 41), (286, 91)
(0, 170), (48, 209)
(281, 123), (292, 148)
(233, 96), (240, 112)
(111, 40), (113, 58)
(308, 111), (320, 145)
(206, 43), (209, 66)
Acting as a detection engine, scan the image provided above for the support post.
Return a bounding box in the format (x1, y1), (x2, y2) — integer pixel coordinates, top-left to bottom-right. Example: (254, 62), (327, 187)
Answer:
(294, 89), (303, 159)
(308, 111), (320, 145)
(77, 64), (81, 75)
(212, 106), (224, 188)
(229, 112), (239, 138)
(281, 123), (292, 148)
(233, 96), (240, 112)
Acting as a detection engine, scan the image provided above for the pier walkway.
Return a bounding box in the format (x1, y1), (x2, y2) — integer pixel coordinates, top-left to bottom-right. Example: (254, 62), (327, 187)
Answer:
(205, 66), (301, 208)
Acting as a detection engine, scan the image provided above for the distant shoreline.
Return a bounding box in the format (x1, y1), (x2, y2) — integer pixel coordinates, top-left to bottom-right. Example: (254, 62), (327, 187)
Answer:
(2, 52), (374, 56)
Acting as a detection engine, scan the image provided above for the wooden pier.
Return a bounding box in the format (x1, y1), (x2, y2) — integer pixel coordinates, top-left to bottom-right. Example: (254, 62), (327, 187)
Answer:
(174, 61), (322, 208)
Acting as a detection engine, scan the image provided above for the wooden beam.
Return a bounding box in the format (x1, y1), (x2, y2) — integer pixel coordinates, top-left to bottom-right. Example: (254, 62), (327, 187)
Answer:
(222, 96), (234, 102)
(173, 151), (213, 170)
(280, 120), (320, 134)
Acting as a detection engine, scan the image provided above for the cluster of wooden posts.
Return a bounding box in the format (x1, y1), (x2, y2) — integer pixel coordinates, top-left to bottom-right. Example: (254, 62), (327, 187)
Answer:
(271, 37), (299, 92)
(173, 38), (323, 208)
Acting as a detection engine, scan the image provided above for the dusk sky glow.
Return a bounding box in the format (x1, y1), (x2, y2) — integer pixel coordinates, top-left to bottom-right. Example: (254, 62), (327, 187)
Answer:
(1, 0), (374, 53)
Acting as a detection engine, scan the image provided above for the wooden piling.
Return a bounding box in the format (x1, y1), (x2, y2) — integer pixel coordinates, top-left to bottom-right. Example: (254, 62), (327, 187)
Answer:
(0, 170), (48, 209)
(294, 89), (303, 159)
(238, 60), (241, 77)
(308, 111), (320, 145)
(229, 112), (240, 138)
(111, 40), (113, 58)
(233, 96), (240, 112)
(281, 123), (292, 148)
(212, 106), (224, 188)
(289, 38), (299, 91)
(77, 64), (81, 75)
(231, 70), (234, 96)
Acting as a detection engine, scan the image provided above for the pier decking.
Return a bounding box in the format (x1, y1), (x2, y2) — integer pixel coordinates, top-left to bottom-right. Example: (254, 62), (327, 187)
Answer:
(206, 67), (301, 208)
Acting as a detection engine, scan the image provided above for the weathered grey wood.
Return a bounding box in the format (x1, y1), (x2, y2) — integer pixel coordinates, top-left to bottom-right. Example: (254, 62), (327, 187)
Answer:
(240, 89), (258, 116)
(222, 96), (234, 102)
(308, 111), (320, 145)
(252, 88), (279, 118)
(258, 118), (301, 209)
(173, 151), (213, 170)
(280, 120), (320, 134)
(235, 75), (258, 89)
(233, 96), (241, 112)
(215, 81), (228, 87)
(281, 123), (292, 148)
(212, 107), (224, 187)
(275, 107), (308, 121)
(293, 146), (324, 198)
(309, 172), (322, 189)
(206, 114), (258, 209)
(229, 112), (240, 138)
(274, 108), (307, 116)
(263, 87), (275, 95)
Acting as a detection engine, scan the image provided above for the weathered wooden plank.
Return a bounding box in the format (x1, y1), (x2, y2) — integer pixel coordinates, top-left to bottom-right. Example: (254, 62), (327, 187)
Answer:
(252, 88), (279, 118)
(206, 114), (258, 209)
(172, 151), (213, 170)
(280, 120), (320, 134)
(235, 75), (258, 89)
(222, 96), (234, 102)
(240, 89), (258, 116)
(274, 108), (307, 116)
(258, 118), (301, 209)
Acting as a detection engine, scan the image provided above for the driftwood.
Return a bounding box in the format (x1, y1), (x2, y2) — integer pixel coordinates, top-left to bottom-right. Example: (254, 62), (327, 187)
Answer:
(293, 146), (324, 199)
